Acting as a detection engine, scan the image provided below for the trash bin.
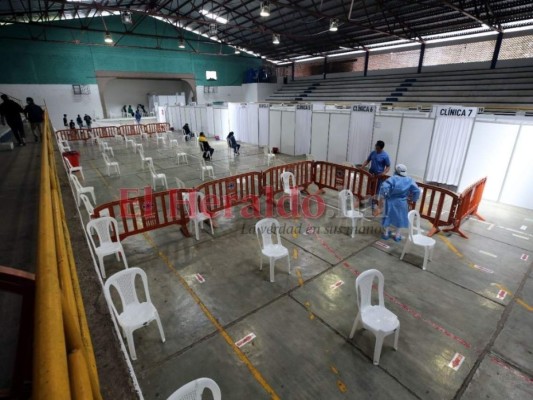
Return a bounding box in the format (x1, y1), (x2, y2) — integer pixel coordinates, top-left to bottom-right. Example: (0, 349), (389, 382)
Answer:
(62, 150), (80, 167)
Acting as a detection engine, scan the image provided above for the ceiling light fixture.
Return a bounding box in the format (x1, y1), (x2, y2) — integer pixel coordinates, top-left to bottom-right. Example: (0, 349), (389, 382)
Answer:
(235, 48), (241, 54)
(260, 2), (271, 17)
(200, 9), (228, 24)
(209, 23), (217, 36)
(178, 38), (185, 49)
(121, 11), (133, 25)
(329, 18), (339, 32)
(104, 32), (113, 44)
(272, 33), (280, 44)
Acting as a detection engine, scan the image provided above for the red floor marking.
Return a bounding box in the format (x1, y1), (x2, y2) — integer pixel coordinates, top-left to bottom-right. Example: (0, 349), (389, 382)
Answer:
(490, 357), (533, 383)
(521, 254), (529, 261)
(472, 264), (494, 274)
(235, 333), (256, 348)
(375, 241), (391, 249)
(497, 289), (507, 301)
(330, 280), (344, 290)
(448, 353), (465, 371)
(308, 221), (472, 349)
(195, 273), (205, 283)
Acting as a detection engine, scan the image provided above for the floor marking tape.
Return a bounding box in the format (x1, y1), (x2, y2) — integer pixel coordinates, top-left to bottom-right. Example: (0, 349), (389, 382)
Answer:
(439, 235), (464, 259)
(295, 268), (304, 287)
(479, 250), (498, 258)
(470, 264), (494, 274)
(374, 241), (390, 249)
(293, 248), (299, 259)
(308, 222), (471, 349)
(493, 283), (533, 312)
(496, 289), (507, 301)
(512, 234), (529, 240)
(520, 225), (527, 231)
(235, 333), (256, 348)
(490, 357), (533, 383)
(487, 224), (495, 231)
(195, 273), (205, 283)
(521, 254), (529, 261)
(448, 353), (465, 371)
(143, 233), (281, 399)
(330, 280), (344, 290)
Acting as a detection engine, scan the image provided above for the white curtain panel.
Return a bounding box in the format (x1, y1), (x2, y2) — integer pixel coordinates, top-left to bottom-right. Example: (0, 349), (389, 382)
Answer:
(258, 104), (270, 146)
(247, 103), (259, 145)
(426, 116), (474, 185)
(188, 107), (197, 132)
(228, 103), (239, 139)
(239, 105), (249, 143)
(206, 106), (215, 136)
(179, 107), (187, 129)
(294, 106), (313, 155)
(220, 108), (230, 136)
(347, 109), (375, 165)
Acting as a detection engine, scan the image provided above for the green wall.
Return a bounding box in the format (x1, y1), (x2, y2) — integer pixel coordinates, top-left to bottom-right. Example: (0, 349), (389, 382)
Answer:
(0, 16), (262, 86)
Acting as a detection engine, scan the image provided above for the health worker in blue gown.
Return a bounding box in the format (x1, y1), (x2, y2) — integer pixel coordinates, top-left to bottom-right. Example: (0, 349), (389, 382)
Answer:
(377, 164), (420, 242)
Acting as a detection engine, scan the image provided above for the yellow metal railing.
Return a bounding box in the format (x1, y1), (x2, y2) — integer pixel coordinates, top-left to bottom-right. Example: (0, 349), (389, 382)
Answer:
(34, 111), (102, 399)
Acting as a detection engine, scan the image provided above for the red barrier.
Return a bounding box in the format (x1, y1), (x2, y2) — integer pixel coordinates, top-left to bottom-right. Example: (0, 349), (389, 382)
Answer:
(92, 126), (120, 140)
(443, 177), (486, 238)
(197, 172), (262, 216)
(93, 189), (191, 241)
(143, 123), (170, 135)
(314, 162), (378, 201)
(118, 124), (143, 137)
(262, 161), (314, 197)
(56, 129), (92, 142)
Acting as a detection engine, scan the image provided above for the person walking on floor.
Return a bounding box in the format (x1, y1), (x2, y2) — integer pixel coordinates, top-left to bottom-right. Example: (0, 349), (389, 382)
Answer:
(134, 109), (142, 124)
(226, 131), (240, 155)
(83, 114), (92, 129)
(24, 97), (44, 142)
(0, 94), (26, 146)
(361, 140), (391, 208)
(76, 114), (83, 129)
(63, 114), (68, 127)
(375, 164), (420, 242)
(198, 132), (214, 160)
(128, 105), (134, 117)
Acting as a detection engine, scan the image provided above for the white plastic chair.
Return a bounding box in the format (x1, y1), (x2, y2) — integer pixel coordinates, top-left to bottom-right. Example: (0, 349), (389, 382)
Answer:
(400, 210), (436, 270)
(139, 148), (153, 170)
(102, 153), (120, 176)
(79, 193), (109, 219)
(125, 138), (136, 150)
(149, 163), (168, 190)
(184, 191), (214, 240)
(200, 159), (215, 181)
(169, 138), (179, 149)
(59, 140), (71, 152)
(155, 132), (166, 147)
(133, 143), (143, 154)
(166, 378), (221, 400)
(101, 141), (114, 157)
(70, 174), (95, 206)
(338, 190), (364, 238)
(86, 216), (128, 278)
(264, 146), (275, 166)
(175, 148), (188, 165)
(104, 267), (165, 361)
(349, 269), (400, 365)
(255, 218), (290, 283)
(64, 157), (85, 180)
(280, 171), (299, 212)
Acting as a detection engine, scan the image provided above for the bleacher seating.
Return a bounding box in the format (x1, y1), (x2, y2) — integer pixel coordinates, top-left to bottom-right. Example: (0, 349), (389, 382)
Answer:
(267, 65), (533, 107)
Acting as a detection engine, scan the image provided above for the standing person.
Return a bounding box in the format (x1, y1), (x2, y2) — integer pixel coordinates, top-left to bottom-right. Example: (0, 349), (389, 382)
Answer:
(376, 164), (420, 242)
(182, 123), (193, 141)
(76, 114), (83, 129)
(23, 97), (44, 142)
(361, 140), (391, 207)
(69, 120), (76, 130)
(0, 94), (26, 146)
(83, 114), (92, 129)
(128, 105), (134, 117)
(226, 131), (240, 155)
(63, 114), (68, 127)
(121, 105), (127, 117)
(198, 132), (214, 159)
(134, 109), (142, 124)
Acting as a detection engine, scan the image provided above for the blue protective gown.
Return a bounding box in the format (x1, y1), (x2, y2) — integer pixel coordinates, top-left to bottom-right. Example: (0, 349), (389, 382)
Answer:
(379, 175), (421, 228)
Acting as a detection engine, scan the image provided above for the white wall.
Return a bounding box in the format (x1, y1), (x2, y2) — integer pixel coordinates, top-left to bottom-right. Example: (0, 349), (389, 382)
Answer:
(243, 83), (282, 102)
(196, 86), (243, 104)
(103, 79), (187, 118)
(0, 83), (104, 129)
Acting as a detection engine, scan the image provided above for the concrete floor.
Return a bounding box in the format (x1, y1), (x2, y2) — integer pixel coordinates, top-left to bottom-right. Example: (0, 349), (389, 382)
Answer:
(67, 134), (532, 400)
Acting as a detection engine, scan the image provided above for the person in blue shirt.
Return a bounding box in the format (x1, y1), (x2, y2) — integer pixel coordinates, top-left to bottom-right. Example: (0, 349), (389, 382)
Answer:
(377, 164), (421, 242)
(361, 140), (391, 207)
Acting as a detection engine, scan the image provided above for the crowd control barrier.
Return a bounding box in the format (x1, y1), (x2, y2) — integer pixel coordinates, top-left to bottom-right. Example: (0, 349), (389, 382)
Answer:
(197, 171), (262, 216)
(93, 188), (191, 241)
(118, 124), (143, 137)
(143, 122), (170, 135)
(55, 128), (92, 142)
(443, 177), (486, 238)
(313, 162), (378, 201)
(262, 161), (314, 197)
(92, 126), (120, 140)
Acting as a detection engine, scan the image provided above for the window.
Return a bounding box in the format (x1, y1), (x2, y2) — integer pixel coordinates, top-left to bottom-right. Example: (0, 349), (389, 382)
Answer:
(499, 34), (533, 60)
(424, 40), (496, 66)
(206, 71), (217, 81)
(368, 49), (420, 70)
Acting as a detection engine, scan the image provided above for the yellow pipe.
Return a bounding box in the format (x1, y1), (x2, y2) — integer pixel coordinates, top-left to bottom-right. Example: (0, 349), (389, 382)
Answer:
(51, 154), (102, 399)
(34, 112), (71, 399)
(68, 350), (93, 400)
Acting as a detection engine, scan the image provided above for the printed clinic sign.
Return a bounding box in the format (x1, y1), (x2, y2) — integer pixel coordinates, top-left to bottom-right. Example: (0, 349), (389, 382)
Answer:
(436, 105), (478, 118)
(352, 104), (376, 112)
